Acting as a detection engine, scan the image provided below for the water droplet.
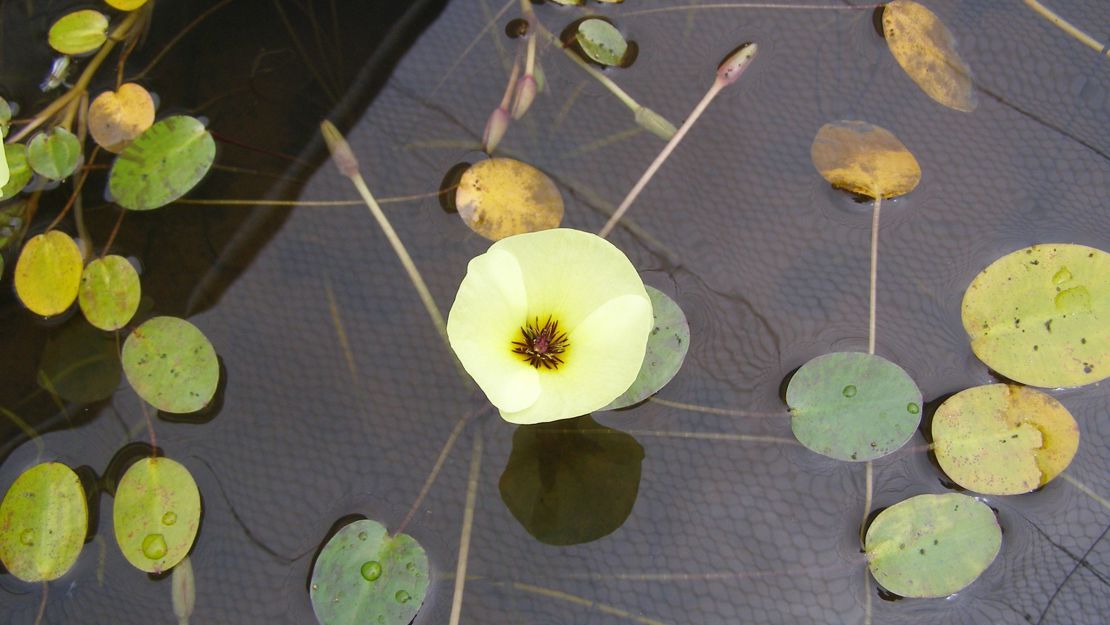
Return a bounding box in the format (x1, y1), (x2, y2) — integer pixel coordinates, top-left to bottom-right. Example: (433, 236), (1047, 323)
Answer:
(395, 590), (411, 604)
(142, 533), (168, 560)
(357, 531), (368, 541)
(1055, 286), (1092, 313)
(907, 402), (920, 414)
(405, 561), (416, 573)
(161, 511), (177, 526)
(842, 385), (857, 398)
(360, 561), (382, 582)
(1052, 267), (1072, 285)
(311, 583), (319, 591)
(19, 528), (34, 546)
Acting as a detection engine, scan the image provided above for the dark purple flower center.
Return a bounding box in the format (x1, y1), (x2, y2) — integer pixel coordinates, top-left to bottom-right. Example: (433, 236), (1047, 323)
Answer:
(511, 316), (569, 369)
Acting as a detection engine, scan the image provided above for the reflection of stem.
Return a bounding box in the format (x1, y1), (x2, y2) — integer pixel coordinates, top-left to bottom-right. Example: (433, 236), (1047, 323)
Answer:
(431, 0), (514, 95)
(1061, 472), (1110, 512)
(448, 432), (483, 625)
(502, 582), (671, 625)
(132, 0), (238, 80)
(0, 404), (43, 457)
(623, 3), (883, 17)
(1024, 0), (1110, 57)
(33, 582), (47, 625)
(628, 429), (799, 446)
(863, 571), (873, 625)
(649, 396), (785, 418)
(396, 408), (484, 535)
(867, 196), (882, 355)
(861, 460), (873, 543)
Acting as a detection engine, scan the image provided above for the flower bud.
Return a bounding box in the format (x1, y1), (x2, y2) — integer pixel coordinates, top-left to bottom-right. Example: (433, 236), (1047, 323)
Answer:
(511, 75), (537, 120)
(483, 106), (511, 153)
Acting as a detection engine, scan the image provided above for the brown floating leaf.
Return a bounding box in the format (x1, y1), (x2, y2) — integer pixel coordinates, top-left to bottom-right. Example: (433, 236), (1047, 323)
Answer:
(882, 0), (977, 112)
(455, 158), (564, 241)
(810, 121), (921, 199)
(89, 83), (156, 153)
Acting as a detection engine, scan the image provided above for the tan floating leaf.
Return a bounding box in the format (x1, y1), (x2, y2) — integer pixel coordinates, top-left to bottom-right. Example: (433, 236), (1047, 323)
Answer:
(455, 158), (564, 241)
(89, 83), (156, 153)
(882, 0), (977, 112)
(810, 121), (921, 199)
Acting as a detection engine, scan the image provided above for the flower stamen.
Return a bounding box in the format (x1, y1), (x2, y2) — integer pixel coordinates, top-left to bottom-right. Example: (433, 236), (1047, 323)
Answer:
(511, 316), (569, 369)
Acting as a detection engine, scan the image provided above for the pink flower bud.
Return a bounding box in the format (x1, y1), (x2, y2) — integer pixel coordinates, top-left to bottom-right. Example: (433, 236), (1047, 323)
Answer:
(511, 75), (537, 120)
(483, 106), (510, 153)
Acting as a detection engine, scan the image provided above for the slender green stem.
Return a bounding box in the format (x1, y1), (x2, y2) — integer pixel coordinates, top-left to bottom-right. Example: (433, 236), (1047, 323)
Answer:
(861, 460), (873, 544)
(1024, 0), (1110, 57)
(868, 196), (882, 355)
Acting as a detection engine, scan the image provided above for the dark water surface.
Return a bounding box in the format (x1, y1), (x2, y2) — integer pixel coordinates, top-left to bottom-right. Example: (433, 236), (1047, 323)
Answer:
(1, 1), (1108, 624)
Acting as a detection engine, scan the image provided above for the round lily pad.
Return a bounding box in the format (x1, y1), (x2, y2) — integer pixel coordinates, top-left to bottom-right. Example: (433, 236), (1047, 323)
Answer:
(113, 457), (201, 574)
(810, 120), (921, 199)
(79, 255), (141, 331)
(576, 19), (628, 67)
(604, 287), (689, 410)
(108, 115), (216, 211)
(932, 384), (1079, 495)
(28, 127), (81, 180)
(310, 518), (430, 625)
(89, 83), (156, 153)
(786, 352), (922, 461)
(865, 493), (1000, 597)
(14, 230), (84, 317)
(962, 243), (1108, 388)
(0, 462), (88, 582)
(1, 143), (32, 200)
(48, 10), (109, 56)
(455, 158), (564, 241)
(122, 316), (218, 413)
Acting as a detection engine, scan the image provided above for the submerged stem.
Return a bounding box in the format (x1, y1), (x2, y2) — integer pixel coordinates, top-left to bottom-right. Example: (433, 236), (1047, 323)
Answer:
(868, 195), (882, 355)
(448, 432), (483, 625)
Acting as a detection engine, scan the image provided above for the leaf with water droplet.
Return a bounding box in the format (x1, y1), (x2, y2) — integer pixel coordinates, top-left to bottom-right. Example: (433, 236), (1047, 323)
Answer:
(38, 318), (121, 404)
(962, 243), (1107, 388)
(604, 287), (689, 410)
(865, 493), (1000, 597)
(786, 352), (922, 462)
(455, 158), (564, 241)
(309, 519), (429, 625)
(79, 255), (141, 330)
(1, 143), (33, 200)
(0, 462), (87, 582)
(48, 10), (109, 56)
(14, 230), (83, 317)
(122, 316), (219, 413)
(28, 128), (81, 180)
(89, 83), (156, 154)
(811, 120), (921, 199)
(576, 19), (628, 67)
(113, 457), (201, 574)
(882, 0), (976, 112)
(108, 116), (216, 211)
(932, 384), (1078, 495)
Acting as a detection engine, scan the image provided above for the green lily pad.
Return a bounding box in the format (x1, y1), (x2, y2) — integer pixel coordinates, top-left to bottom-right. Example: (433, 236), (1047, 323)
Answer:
(786, 352), (922, 461)
(108, 116), (216, 211)
(38, 318), (122, 404)
(962, 243), (1108, 388)
(1, 143), (32, 200)
(122, 316), (219, 413)
(48, 10), (109, 56)
(932, 384), (1079, 495)
(865, 493), (1000, 597)
(79, 255), (141, 331)
(28, 128), (81, 180)
(0, 462), (88, 582)
(576, 19), (628, 67)
(113, 457), (201, 574)
(309, 518), (430, 625)
(14, 230), (83, 317)
(604, 287), (689, 410)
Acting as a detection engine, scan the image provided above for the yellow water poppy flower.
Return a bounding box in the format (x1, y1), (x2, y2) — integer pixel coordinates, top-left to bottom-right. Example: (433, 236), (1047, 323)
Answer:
(448, 228), (653, 424)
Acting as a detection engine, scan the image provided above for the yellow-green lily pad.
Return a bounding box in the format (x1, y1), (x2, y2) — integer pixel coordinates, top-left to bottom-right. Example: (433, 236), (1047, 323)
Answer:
(28, 128), (81, 180)
(786, 352), (922, 462)
(108, 116), (216, 211)
(576, 19), (628, 67)
(113, 457), (201, 574)
(48, 10), (109, 56)
(1, 143), (32, 200)
(962, 243), (1107, 388)
(603, 287), (689, 410)
(810, 120), (921, 199)
(79, 255), (141, 331)
(122, 316), (218, 413)
(310, 519), (430, 625)
(0, 462), (88, 582)
(932, 384), (1079, 495)
(14, 230), (83, 317)
(455, 158), (564, 241)
(865, 493), (1000, 597)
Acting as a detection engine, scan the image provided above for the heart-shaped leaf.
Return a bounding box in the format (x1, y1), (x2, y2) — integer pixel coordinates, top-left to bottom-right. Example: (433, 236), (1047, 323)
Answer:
(28, 128), (81, 180)
(89, 83), (156, 153)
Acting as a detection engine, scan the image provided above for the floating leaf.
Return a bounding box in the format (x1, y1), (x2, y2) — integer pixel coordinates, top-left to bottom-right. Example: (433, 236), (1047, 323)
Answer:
(576, 19), (628, 67)
(962, 243), (1107, 388)
(108, 116), (216, 211)
(122, 316), (219, 413)
(786, 352), (922, 461)
(549, 0), (585, 5)
(0, 462), (87, 582)
(455, 158), (564, 241)
(113, 457), (201, 574)
(604, 287), (689, 410)
(500, 416), (643, 545)
(38, 318), (121, 404)
(14, 231), (83, 317)
(810, 121), (921, 199)
(310, 519), (430, 625)
(932, 384), (1079, 495)
(106, 0), (150, 10)
(865, 493), (1000, 597)
(1, 143), (32, 200)
(89, 83), (156, 153)
(79, 255), (141, 331)
(882, 0), (977, 112)
(28, 128), (81, 180)
(0, 96), (12, 138)
(48, 10), (109, 55)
